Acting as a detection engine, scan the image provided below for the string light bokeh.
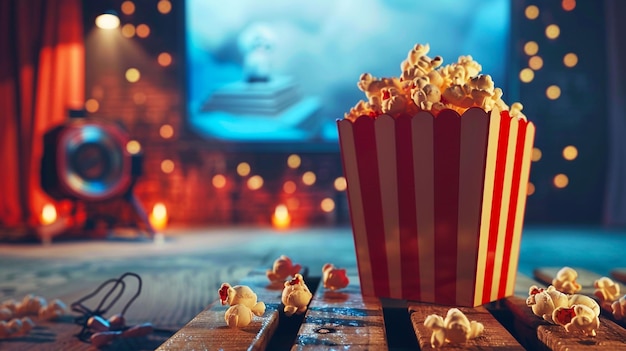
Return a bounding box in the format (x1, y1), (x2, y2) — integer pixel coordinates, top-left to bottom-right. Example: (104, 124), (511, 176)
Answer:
(82, 0), (607, 226)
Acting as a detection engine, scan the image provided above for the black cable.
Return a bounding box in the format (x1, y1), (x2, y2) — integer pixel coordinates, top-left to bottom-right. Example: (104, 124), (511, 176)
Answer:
(70, 272), (142, 342)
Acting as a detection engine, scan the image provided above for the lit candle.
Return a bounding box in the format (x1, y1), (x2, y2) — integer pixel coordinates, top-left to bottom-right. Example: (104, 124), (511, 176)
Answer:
(38, 203), (68, 244)
(149, 202), (168, 231)
(272, 204), (291, 229)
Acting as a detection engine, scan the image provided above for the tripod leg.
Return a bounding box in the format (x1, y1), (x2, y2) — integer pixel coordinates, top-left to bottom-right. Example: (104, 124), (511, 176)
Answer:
(125, 192), (155, 239)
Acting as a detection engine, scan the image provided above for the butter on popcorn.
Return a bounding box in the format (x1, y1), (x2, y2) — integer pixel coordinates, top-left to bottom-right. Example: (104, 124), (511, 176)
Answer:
(345, 43), (526, 121)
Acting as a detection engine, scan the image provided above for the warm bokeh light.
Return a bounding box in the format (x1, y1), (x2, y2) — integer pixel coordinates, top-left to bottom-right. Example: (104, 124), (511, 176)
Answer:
(302, 171), (316, 186)
(41, 204), (57, 225)
(157, 0), (172, 14)
(121, 1), (135, 15)
(527, 182), (536, 196)
(286, 197), (300, 210)
(126, 140), (141, 154)
(334, 177), (347, 191)
(133, 92), (146, 104)
(247, 175), (264, 190)
(529, 56), (543, 70)
(121, 23), (135, 38)
(546, 85), (561, 100)
(320, 198), (335, 213)
(212, 174), (226, 189)
(562, 0), (576, 11)
(524, 41), (539, 56)
(531, 147), (542, 162)
(85, 98), (99, 113)
(158, 52), (172, 67)
(272, 204), (291, 229)
(545, 24), (560, 39)
(287, 154), (301, 169)
(554, 174), (569, 188)
(136, 24), (150, 38)
(519, 68), (534, 83)
(159, 124), (174, 139)
(237, 162), (251, 177)
(563, 145), (578, 161)
(95, 13), (120, 29)
(125, 68), (140, 83)
(149, 202), (168, 231)
(283, 180), (297, 194)
(525, 5), (539, 20)
(563, 53), (578, 68)
(161, 159), (175, 173)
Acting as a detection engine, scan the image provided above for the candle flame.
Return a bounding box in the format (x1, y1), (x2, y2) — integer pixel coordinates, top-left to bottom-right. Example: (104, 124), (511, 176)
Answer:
(149, 202), (168, 231)
(41, 204), (57, 225)
(272, 204), (291, 229)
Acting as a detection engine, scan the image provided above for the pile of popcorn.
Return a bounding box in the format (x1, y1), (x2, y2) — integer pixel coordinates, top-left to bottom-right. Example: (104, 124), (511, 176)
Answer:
(344, 43), (526, 121)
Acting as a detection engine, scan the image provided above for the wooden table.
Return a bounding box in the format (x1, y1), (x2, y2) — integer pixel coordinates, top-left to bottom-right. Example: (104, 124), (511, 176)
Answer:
(157, 267), (626, 350)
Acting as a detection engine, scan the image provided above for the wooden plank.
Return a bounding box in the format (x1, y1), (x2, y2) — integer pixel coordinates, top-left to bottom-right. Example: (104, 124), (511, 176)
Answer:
(156, 271), (284, 351)
(507, 276), (626, 351)
(291, 276), (387, 350)
(533, 267), (599, 295)
(537, 316), (626, 350)
(535, 267), (626, 326)
(611, 268), (626, 284)
(408, 302), (524, 350)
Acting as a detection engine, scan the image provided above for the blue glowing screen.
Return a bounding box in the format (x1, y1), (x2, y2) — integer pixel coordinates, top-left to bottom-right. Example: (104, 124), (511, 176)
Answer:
(185, 0), (510, 145)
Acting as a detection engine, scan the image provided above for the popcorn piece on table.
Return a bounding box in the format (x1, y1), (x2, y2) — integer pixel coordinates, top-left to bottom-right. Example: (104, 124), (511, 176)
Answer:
(0, 307), (12, 321)
(39, 298), (68, 321)
(0, 317), (35, 339)
(15, 294), (47, 317)
(594, 276), (621, 308)
(266, 255), (301, 284)
(322, 263), (349, 291)
(423, 308), (484, 348)
(218, 283), (266, 328)
(526, 285), (569, 324)
(0, 299), (17, 316)
(281, 273), (312, 317)
(552, 267), (582, 294)
(612, 295), (626, 320)
(553, 304), (600, 337)
(567, 294), (601, 317)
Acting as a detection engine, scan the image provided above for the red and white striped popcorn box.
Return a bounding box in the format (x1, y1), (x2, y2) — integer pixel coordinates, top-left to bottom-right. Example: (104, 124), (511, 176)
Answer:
(337, 107), (535, 307)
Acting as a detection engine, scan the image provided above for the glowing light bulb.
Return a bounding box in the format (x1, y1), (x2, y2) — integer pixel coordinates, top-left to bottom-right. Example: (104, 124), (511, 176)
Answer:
(95, 13), (120, 29)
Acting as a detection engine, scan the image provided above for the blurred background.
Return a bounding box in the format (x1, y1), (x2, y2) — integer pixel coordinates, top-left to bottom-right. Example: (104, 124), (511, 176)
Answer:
(1, 0), (625, 240)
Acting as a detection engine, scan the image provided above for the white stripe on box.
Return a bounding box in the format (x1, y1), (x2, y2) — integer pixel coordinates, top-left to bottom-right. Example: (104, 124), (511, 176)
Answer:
(505, 122), (536, 296)
(339, 121), (375, 296)
(456, 109), (489, 306)
(375, 115), (403, 299)
(474, 107), (502, 306)
(490, 116), (519, 301)
(412, 112), (436, 303)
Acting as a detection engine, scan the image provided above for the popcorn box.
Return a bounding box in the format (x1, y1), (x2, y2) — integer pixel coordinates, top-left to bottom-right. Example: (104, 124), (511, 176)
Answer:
(338, 107), (535, 307)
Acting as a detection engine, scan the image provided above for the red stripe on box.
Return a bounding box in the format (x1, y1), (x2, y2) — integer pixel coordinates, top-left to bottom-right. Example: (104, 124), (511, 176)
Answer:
(395, 114), (420, 301)
(481, 114), (511, 303)
(433, 109), (461, 304)
(498, 118), (528, 297)
(353, 117), (390, 298)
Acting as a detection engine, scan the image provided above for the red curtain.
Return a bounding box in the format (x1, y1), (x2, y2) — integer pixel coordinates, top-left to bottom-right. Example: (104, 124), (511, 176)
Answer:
(0, 0), (84, 231)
